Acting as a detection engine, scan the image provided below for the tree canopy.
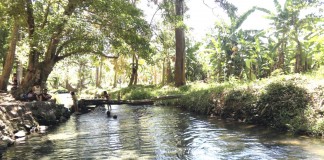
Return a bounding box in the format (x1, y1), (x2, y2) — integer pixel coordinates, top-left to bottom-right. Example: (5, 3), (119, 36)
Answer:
(0, 0), (152, 93)
(0, 0), (323, 95)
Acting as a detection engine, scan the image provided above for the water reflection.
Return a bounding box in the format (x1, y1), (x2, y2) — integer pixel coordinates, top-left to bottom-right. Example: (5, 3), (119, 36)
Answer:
(2, 105), (324, 159)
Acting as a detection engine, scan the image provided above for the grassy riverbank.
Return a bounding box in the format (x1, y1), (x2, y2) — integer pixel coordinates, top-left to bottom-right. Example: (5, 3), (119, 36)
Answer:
(110, 68), (324, 137)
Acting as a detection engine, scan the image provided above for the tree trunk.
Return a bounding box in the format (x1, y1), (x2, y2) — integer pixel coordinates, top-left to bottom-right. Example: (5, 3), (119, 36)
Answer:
(294, 40), (303, 73)
(17, 60), (23, 86)
(277, 47), (285, 70)
(99, 58), (103, 86)
(96, 67), (99, 87)
(95, 57), (103, 88)
(113, 58), (118, 88)
(134, 56), (138, 85)
(16, 0), (78, 95)
(0, 20), (19, 91)
(166, 58), (173, 84)
(162, 58), (165, 85)
(174, 0), (186, 87)
(293, 24), (305, 73)
(20, 0), (40, 90)
(216, 58), (223, 82)
(153, 66), (157, 85)
(275, 34), (286, 72)
(129, 53), (138, 86)
(77, 62), (86, 92)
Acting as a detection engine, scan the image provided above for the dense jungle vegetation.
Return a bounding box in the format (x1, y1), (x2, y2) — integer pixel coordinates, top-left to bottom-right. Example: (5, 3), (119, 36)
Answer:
(0, 0), (323, 135)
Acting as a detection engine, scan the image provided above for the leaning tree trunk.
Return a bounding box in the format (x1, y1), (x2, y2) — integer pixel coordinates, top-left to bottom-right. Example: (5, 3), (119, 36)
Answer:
(20, 0), (39, 91)
(15, 58), (56, 99)
(0, 19), (19, 91)
(174, 0), (186, 87)
(15, 0), (78, 97)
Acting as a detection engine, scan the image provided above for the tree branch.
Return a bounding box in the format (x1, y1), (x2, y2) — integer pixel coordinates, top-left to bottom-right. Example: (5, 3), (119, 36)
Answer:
(25, 0), (35, 36)
(40, 2), (51, 29)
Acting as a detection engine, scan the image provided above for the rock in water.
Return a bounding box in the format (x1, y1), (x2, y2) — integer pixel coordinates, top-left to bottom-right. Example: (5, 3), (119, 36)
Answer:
(14, 130), (26, 138)
(2, 136), (15, 145)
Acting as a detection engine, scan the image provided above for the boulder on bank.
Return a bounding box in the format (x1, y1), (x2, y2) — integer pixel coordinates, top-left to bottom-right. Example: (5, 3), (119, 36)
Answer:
(0, 92), (71, 150)
(0, 103), (39, 150)
(25, 101), (70, 126)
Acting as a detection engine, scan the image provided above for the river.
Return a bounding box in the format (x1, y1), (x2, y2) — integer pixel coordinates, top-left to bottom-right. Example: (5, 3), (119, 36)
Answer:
(2, 105), (324, 159)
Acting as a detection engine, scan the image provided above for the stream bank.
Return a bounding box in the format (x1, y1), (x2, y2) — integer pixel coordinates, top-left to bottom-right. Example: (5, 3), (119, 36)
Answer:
(0, 92), (71, 151)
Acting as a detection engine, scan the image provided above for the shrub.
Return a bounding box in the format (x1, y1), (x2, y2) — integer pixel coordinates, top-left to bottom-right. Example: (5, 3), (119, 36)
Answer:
(256, 82), (309, 130)
(222, 90), (257, 121)
(311, 118), (324, 136)
(180, 89), (212, 114)
(123, 88), (153, 100)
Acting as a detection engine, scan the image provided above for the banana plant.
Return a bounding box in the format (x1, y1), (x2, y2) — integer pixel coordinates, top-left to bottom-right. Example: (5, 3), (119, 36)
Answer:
(266, 0), (323, 73)
(206, 6), (269, 81)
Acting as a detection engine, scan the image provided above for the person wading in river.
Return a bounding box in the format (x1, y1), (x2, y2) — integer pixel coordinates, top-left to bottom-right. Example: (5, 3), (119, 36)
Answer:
(103, 91), (111, 110)
(70, 91), (79, 113)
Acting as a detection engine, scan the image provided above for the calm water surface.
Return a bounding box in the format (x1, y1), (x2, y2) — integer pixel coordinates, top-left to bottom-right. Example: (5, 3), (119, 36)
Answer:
(2, 105), (324, 160)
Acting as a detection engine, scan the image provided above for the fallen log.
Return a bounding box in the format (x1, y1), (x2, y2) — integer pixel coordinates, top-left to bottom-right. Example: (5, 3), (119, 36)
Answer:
(78, 99), (154, 109)
(78, 95), (182, 112)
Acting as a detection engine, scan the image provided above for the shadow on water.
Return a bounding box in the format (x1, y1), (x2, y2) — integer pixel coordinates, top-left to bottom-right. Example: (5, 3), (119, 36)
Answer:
(2, 105), (324, 160)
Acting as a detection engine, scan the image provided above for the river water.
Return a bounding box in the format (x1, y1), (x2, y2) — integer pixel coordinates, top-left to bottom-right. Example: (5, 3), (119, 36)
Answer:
(2, 105), (324, 160)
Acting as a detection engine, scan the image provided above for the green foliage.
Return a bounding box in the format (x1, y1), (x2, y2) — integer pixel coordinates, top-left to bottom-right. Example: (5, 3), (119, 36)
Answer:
(1, 0), (153, 92)
(97, 71), (324, 136)
(115, 85), (156, 100)
(178, 84), (191, 92)
(178, 89), (212, 114)
(270, 69), (284, 77)
(223, 90), (257, 121)
(257, 82), (309, 130)
(123, 88), (154, 100)
(186, 41), (206, 81)
(206, 5), (270, 82)
(204, 0), (323, 83)
(310, 118), (324, 136)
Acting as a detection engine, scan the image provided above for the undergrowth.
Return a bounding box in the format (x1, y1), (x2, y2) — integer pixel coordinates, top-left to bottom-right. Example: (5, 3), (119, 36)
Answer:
(98, 67), (324, 136)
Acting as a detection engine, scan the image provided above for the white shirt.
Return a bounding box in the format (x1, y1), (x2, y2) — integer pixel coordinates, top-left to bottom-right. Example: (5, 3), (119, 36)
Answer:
(33, 86), (41, 95)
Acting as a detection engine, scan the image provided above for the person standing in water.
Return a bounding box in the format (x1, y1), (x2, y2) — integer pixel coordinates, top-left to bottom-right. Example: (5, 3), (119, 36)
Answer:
(70, 91), (79, 113)
(103, 91), (111, 110)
